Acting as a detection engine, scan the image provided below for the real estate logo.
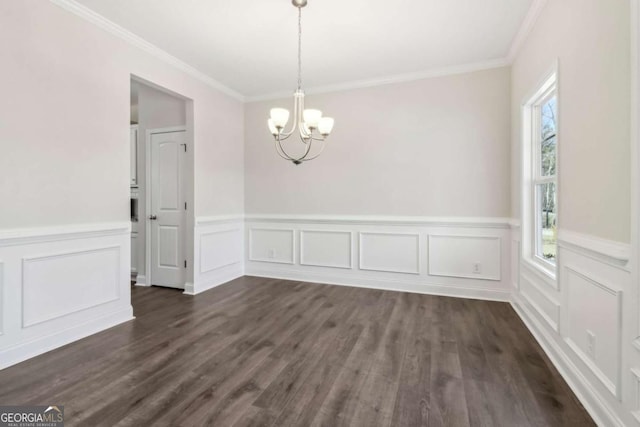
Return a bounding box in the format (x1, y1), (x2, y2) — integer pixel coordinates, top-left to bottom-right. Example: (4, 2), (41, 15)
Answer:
(0, 405), (64, 427)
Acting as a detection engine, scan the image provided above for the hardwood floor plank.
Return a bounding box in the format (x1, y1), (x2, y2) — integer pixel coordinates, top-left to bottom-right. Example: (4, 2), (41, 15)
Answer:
(0, 277), (594, 426)
(252, 287), (361, 413)
(110, 283), (333, 426)
(269, 322), (364, 427)
(429, 350), (470, 427)
(390, 294), (432, 427)
(232, 405), (279, 427)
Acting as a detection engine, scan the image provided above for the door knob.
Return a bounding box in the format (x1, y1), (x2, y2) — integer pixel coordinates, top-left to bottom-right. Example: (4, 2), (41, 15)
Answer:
(149, 215), (157, 220)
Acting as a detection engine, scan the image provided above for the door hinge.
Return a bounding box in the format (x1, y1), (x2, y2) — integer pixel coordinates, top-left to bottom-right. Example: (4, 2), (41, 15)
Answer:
(184, 260), (187, 268)
(185, 202), (187, 210)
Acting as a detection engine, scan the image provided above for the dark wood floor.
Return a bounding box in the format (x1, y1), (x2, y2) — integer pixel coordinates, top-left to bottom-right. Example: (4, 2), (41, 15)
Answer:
(0, 277), (594, 426)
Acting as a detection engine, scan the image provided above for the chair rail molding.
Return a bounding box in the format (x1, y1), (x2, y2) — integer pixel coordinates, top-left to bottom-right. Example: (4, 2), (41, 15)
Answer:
(244, 214), (512, 228)
(0, 222), (131, 247)
(557, 229), (631, 269)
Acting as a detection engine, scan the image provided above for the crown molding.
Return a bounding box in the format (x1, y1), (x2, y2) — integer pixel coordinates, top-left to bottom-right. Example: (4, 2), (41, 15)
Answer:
(49, 0), (245, 102)
(51, 0), (544, 104)
(507, 0), (549, 63)
(245, 58), (510, 102)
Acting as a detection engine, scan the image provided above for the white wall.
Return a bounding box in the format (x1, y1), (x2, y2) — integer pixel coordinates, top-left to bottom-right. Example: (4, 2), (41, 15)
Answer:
(0, 1), (244, 229)
(510, 0), (630, 243)
(242, 67), (513, 301)
(245, 67), (511, 217)
(0, 1), (244, 368)
(509, 1), (634, 426)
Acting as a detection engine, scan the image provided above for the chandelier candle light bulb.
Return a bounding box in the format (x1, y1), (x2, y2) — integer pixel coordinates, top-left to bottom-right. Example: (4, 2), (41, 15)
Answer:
(318, 117), (335, 136)
(302, 109), (322, 129)
(270, 108), (290, 129)
(267, 0), (335, 165)
(268, 119), (279, 136)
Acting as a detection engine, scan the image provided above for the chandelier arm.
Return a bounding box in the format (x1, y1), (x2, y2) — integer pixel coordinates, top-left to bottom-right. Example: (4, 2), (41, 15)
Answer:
(300, 140), (326, 161)
(276, 132), (293, 141)
(279, 134), (314, 163)
(307, 134), (326, 142)
(276, 133), (312, 163)
(276, 138), (297, 161)
(274, 140), (294, 161)
(298, 136), (314, 160)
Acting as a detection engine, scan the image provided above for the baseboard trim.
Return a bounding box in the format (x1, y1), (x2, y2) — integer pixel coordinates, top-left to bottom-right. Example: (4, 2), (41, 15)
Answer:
(186, 264), (244, 295)
(245, 267), (509, 302)
(134, 275), (149, 286)
(510, 295), (625, 427)
(0, 306), (134, 371)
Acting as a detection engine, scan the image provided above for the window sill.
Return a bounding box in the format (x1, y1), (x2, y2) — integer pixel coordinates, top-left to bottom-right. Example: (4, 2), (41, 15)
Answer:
(522, 256), (557, 286)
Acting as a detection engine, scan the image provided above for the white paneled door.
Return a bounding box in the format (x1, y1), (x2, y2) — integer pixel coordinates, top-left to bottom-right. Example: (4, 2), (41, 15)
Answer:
(150, 131), (186, 288)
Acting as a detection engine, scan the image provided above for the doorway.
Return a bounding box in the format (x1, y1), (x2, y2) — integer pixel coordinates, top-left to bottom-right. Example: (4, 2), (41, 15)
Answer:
(130, 77), (193, 290)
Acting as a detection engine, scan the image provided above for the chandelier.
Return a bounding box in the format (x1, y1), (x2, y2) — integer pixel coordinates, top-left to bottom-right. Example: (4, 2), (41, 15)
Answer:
(267, 0), (335, 165)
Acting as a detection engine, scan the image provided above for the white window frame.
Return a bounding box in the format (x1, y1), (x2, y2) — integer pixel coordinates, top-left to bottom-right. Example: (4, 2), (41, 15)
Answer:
(522, 69), (558, 280)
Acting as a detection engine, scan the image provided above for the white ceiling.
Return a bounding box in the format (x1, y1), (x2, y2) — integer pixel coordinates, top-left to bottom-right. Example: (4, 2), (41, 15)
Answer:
(74, 0), (533, 99)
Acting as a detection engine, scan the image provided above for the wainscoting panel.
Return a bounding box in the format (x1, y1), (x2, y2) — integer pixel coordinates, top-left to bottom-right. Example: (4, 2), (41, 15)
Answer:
(359, 232), (420, 274)
(300, 230), (352, 269)
(249, 228), (295, 264)
(0, 223), (133, 371)
(428, 234), (501, 281)
(22, 246), (121, 328)
(200, 229), (242, 273)
(245, 216), (511, 301)
(190, 217), (244, 295)
(511, 226), (632, 426)
(564, 265), (622, 397)
(520, 272), (560, 332)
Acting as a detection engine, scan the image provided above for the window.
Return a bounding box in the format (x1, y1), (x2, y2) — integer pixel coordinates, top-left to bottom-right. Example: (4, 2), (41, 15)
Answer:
(523, 72), (557, 275)
(534, 93), (557, 263)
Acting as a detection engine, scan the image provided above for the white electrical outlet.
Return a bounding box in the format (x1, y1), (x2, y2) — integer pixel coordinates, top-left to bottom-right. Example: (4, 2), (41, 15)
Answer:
(268, 248), (276, 259)
(586, 330), (596, 359)
(473, 263), (481, 274)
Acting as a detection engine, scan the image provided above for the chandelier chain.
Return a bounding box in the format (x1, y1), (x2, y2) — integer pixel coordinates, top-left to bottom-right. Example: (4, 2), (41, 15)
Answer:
(297, 6), (302, 90)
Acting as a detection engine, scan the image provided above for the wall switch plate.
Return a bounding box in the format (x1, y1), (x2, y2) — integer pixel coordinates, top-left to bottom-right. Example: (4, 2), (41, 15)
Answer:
(586, 330), (596, 359)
